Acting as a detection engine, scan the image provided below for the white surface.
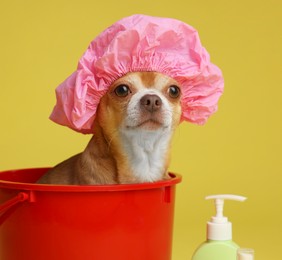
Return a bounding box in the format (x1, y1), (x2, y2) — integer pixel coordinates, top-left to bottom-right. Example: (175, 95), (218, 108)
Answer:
(205, 194), (247, 240)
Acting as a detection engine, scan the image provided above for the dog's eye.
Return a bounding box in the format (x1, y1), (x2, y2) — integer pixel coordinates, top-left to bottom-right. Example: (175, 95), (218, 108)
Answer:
(168, 85), (181, 98)
(114, 84), (131, 97)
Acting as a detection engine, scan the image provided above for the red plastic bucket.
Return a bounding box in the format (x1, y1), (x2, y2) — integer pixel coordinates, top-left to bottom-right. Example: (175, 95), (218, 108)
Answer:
(0, 168), (181, 260)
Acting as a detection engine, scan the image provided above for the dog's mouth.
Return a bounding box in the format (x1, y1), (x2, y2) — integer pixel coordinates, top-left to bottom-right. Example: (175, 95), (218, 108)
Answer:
(137, 119), (163, 129)
(126, 118), (168, 131)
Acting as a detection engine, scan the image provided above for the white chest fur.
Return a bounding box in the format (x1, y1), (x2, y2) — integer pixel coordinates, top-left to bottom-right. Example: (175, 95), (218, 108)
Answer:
(120, 128), (172, 182)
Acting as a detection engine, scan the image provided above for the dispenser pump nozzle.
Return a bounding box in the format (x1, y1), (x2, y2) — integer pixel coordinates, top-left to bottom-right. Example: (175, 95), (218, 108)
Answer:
(205, 194), (247, 241)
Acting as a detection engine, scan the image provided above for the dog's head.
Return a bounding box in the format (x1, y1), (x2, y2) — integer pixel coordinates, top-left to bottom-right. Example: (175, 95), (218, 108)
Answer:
(97, 72), (182, 135)
(49, 16), (224, 134)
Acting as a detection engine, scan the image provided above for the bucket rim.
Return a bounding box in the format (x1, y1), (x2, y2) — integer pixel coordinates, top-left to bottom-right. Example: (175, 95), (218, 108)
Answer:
(0, 168), (182, 192)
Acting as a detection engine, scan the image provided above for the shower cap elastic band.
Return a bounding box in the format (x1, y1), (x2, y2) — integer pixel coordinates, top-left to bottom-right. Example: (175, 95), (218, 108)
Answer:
(50, 14), (224, 134)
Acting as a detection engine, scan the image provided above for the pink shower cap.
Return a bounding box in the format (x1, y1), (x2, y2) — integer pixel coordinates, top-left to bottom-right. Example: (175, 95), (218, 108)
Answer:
(50, 14), (224, 134)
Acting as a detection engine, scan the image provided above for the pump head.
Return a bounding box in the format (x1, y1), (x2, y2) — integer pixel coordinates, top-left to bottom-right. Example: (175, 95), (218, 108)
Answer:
(205, 194), (247, 241)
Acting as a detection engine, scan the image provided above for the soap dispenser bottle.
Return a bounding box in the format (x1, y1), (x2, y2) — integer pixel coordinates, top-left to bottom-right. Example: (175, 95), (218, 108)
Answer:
(192, 194), (247, 260)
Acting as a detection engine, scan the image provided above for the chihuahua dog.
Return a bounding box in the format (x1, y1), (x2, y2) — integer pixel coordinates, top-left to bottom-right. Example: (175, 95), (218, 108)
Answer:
(38, 71), (182, 185)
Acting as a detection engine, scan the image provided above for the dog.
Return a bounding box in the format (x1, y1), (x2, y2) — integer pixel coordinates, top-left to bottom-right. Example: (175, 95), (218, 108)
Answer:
(37, 71), (182, 185)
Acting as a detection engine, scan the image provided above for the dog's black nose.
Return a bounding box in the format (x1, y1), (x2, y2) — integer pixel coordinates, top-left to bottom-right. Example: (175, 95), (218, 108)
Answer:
(140, 94), (162, 112)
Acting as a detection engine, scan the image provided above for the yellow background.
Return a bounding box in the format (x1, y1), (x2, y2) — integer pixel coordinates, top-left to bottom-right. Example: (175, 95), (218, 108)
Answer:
(0, 0), (281, 259)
